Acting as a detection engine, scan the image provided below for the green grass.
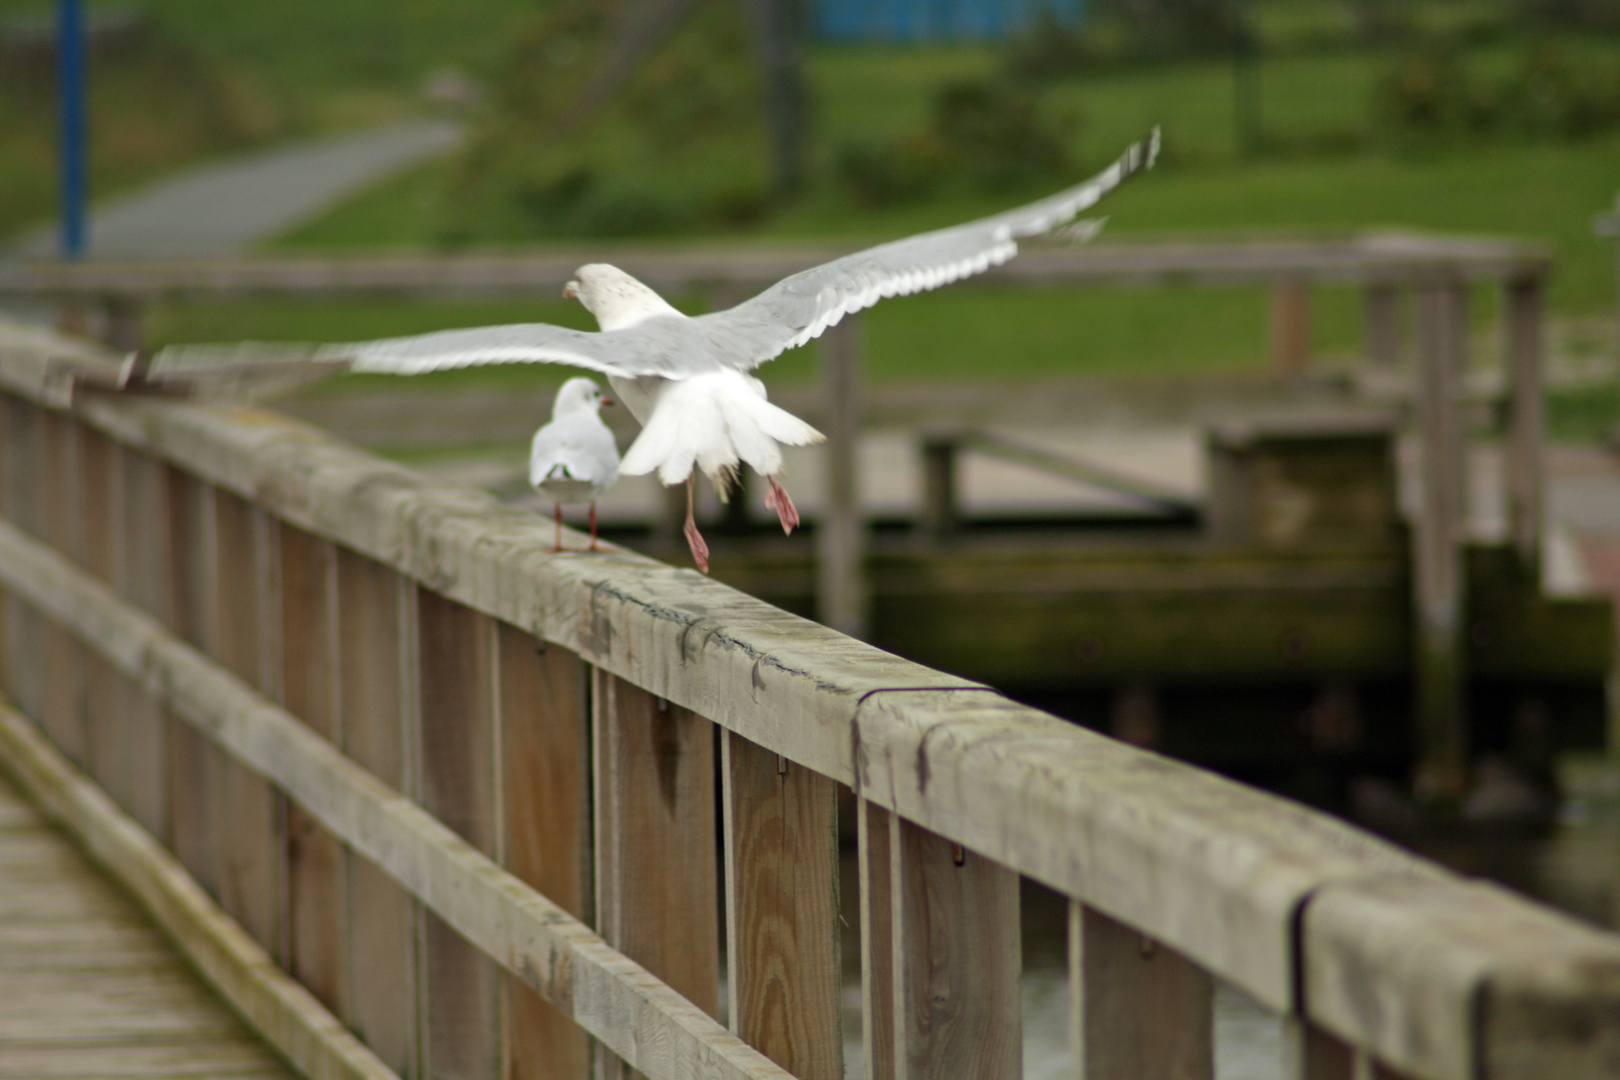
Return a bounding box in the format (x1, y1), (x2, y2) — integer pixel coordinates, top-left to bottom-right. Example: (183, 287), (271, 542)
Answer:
(126, 13), (1620, 399)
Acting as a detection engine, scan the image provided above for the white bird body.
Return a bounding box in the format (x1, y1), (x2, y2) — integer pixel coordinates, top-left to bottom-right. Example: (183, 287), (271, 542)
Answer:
(159, 130), (1161, 573)
(528, 377), (619, 552)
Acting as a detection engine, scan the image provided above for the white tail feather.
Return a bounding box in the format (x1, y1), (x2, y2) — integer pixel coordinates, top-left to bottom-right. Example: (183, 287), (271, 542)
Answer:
(618, 371), (824, 486)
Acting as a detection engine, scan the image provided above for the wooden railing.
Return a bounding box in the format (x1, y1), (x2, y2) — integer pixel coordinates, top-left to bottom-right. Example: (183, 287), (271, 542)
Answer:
(1, 318), (1618, 1080)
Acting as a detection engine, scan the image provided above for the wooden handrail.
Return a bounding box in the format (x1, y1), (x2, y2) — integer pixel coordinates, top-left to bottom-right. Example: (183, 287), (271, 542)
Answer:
(0, 321), (1617, 1080)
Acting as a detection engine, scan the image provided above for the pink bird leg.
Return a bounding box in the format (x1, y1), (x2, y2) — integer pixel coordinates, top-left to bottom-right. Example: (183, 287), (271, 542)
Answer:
(764, 475), (800, 534)
(683, 476), (710, 573)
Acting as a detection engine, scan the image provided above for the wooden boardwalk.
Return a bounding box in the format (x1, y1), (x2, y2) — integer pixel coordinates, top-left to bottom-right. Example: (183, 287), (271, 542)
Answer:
(0, 778), (295, 1080)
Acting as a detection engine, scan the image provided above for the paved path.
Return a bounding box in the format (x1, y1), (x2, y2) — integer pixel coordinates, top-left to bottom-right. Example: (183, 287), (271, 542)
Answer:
(9, 119), (459, 259)
(0, 777), (294, 1079)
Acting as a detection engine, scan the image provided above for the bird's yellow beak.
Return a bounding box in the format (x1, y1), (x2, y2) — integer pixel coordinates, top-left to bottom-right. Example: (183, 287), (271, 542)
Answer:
(563, 280), (578, 299)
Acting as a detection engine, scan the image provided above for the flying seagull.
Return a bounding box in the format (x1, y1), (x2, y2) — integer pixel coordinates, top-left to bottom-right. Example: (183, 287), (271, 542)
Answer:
(156, 129), (1159, 574)
(529, 377), (620, 553)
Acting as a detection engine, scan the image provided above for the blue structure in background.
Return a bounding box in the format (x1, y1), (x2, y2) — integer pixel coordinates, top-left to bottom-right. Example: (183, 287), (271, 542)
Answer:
(57, 0), (86, 258)
(816, 0), (1084, 42)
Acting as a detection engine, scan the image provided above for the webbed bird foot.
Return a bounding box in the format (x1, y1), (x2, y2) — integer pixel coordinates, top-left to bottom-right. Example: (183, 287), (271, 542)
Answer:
(764, 476), (800, 534)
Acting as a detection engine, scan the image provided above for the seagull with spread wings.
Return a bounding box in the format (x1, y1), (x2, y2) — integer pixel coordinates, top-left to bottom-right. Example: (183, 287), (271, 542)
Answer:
(161, 129), (1159, 573)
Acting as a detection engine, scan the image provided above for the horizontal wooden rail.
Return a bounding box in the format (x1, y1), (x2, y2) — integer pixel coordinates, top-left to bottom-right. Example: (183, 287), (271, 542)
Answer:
(2, 328), (1619, 1079)
(0, 233), (1550, 304)
(0, 513), (789, 1080)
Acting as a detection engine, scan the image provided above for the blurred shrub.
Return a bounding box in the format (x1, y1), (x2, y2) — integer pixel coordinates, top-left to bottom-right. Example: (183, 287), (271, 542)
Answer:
(436, 0), (771, 243)
(1005, 0), (1240, 77)
(1376, 39), (1620, 146)
(838, 78), (1075, 206)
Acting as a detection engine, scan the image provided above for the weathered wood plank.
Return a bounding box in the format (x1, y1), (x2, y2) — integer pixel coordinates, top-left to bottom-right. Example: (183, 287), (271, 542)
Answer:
(816, 314), (866, 638)
(0, 711), (388, 1080)
(211, 490), (283, 958)
(722, 733), (841, 1080)
(594, 670), (721, 1076)
(416, 589), (503, 1080)
(496, 621), (591, 1080)
(1, 393), (46, 723)
(114, 448), (172, 840)
(0, 1038), (287, 1079)
(76, 422), (124, 808)
(1285, 1020), (1355, 1080)
(277, 522), (345, 1014)
(852, 689), (1443, 1011)
(1069, 901), (1212, 1080)
(889, 817), (1021, 1080)
(38, 409), (85, 763)
(164, 469), (222, 895)
(335, 548), (421, 1077)
(0, 526), (788, 1080)
(1303, 875), (1620, 1080)
(1504, 277), (1544, 567)
(858, 799), (896, 1080)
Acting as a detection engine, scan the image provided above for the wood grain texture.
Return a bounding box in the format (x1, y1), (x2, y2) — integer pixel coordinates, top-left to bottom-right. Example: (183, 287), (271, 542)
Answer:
(1285, 1020), (1355, 1080)
(858, 799), (896, 1080)
(594, 670), (721, 1076)
(722, 732), (841, 1080)
(164, 470), (223, 894)
(336, 548), (421, 1078)
(0, 702), (390, 1080)
(890, 817), (1020, 1080)
(1, 392), (46, 724)
(112, 447), (170, 840)
(1070, 901), (1212, 1080)
(496, 622), (591, 1080)
(416, 589), (503, 1080)
(211, 490), (283, 959)
(38, 409), (84, 763)
(1303, 875), (1620, 1080)
(277, 522), (345, 1014)
(77, 421), (125, 809)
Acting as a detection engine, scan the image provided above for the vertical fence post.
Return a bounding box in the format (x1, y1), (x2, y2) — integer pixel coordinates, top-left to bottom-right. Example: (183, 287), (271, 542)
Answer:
(890, 818), (1021, 1080)
(2, 396), (47, 725)
(1412, 281), (1469, 803)
(497, 623), (591, 1080)
(112, 450), (171, 841)
(858, 799), (897, 1080)
(1069, 901), (1213, 1079)
(39, 410), (85, 763)
(1285, 1020), (1355, 1080)
(1363, 284), (1401, 368)
(414, 589), (504, 1080)
(818, 314), (867, 638)
(1503, 275), (1545, 570)
(277, 524), (345, 1012)
(337, 552), (421, 1078)
(1271, 280), (1311, 374)
(212, 492), (285, 956)
(593, 670), (720, 1077)
(722, 733), (841, 1080)
(164, 471), (220, 890)
(76, 423), (122, 806)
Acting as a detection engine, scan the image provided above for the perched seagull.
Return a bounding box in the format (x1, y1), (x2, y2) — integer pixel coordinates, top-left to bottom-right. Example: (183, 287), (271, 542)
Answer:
(529, 377), (620, 553)
(156, 130), (1159, 574)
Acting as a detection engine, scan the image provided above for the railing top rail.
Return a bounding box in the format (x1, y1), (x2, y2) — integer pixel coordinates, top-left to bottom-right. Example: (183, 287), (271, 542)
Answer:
(0, 231), (1551, 303)
(2, 319), (1618, 1080)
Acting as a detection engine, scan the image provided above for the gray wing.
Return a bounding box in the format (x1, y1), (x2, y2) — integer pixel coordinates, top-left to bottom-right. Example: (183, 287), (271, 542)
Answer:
(324, 316), (705, 378)
(151, 315), (709, 382)
(698, 128), (1159, 369)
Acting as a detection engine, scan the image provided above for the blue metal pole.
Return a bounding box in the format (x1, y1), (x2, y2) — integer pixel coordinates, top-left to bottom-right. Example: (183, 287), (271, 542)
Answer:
(58, 0), (87, 259)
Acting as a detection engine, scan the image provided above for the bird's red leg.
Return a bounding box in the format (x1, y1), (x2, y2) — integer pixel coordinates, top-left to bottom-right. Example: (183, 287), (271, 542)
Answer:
(683, 475), (710, 574)
(552, 503), (563, 553)
(764, 475), (800, 535)
(588, 502), (600, 552)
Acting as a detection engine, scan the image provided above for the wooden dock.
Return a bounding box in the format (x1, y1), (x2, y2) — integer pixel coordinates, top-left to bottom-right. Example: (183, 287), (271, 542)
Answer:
(0, 777), (295, 1080)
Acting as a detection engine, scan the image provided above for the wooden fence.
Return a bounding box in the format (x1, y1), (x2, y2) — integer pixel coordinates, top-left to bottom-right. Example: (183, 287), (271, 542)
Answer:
(2, 318), (1618, 1080)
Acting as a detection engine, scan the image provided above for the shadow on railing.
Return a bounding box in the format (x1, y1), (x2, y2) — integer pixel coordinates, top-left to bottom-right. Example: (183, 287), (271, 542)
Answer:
(0, 318), (1616, 1080)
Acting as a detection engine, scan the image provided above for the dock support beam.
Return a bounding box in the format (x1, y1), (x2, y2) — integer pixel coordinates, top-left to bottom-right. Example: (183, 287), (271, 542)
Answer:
(1364, 283), (1401, 367)
(817, 315), (866, 639)
(1412, 280), (1468, 803)
(1504, 276), (1545, 569)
